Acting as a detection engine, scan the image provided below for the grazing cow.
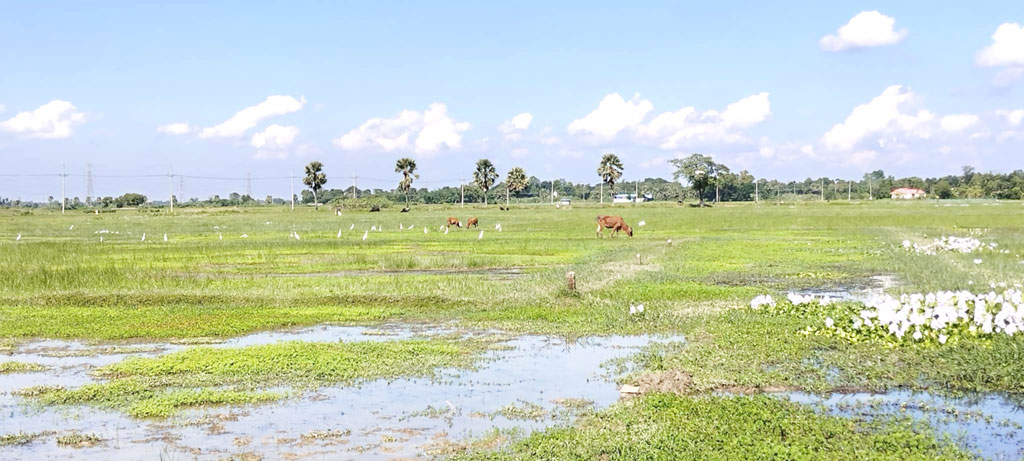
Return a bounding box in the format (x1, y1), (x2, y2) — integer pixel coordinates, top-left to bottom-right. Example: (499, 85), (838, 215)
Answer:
(466, 217), (479, 228)
(400, 207), (410, 213)
(446, 217), (461, 228)
(369, 205), (381, 212)
(596, 215), (633, 238)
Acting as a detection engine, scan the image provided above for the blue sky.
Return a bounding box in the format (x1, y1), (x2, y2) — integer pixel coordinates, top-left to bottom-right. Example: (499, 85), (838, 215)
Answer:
(2, 1), (1024, 200)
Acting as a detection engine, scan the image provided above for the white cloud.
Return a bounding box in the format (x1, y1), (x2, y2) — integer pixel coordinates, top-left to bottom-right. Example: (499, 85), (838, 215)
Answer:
(977, 23), (1024, 67)
(940, 114), (980, 132)
(635, 92), (771, 148)
(993, 68), (1024, 87)
(499, 113), (533, 140)
(0, 104), (5, 113)
(820, 11), (907, 52)
(332, 103), (470, 156)
(250, 124), (299, 149)
(568, 93), (653, 139)
(200, 95), (305, 138)
(823, 85), (933, 151)
(0, 100), (86, 139)
(997, 109), (1024, 126)
(510, 148), (529, 158)
(157, 122), (193, 135)
(847, 150), (879, 167)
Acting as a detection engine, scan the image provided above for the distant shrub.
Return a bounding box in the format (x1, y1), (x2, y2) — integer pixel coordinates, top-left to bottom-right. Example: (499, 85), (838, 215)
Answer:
(330, 196), (392, 211)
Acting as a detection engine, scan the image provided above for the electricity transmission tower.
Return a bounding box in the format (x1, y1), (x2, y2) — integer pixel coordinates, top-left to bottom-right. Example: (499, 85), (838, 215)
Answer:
(85, 163), (94, 204)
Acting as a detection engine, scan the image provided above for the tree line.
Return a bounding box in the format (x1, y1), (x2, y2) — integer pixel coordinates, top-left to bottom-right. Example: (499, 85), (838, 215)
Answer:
(5, 156), (1024, 209)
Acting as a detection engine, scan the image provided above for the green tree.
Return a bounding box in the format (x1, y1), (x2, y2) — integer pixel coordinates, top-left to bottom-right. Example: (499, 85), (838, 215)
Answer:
(303, 161), (327, 210)
(597, 153), (624, 203)
(505, 167), (527, 205)
(395, 157), (419, 209)
(670, 153), (725, 207)
(473, 159), (498, 204)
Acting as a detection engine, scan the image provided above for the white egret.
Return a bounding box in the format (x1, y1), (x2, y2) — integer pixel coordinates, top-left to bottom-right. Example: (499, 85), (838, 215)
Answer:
(478, 230), (484, 240)
(337, 229), (342, 238)
(362, 230), (368, 241)
(141, 233), (146, 242)
(16, 234), (21, 241)
(163, 233), (167, 242)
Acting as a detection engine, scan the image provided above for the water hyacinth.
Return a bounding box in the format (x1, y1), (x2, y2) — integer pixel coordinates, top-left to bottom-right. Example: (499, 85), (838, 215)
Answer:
(629, 303), (645, 316)
(749, 294), (775, 309)
(902, 235), (995, 255)
(822, 288), (1024, 345)
(786, 292), (832, 306)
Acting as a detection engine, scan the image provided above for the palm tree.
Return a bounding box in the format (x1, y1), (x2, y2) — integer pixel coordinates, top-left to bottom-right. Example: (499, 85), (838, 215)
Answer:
(473, 159), (498, 204)
(506, 167), (527, 206)
(597, 153), (623, 204)
(302, 161), (327, 210)
(394, 157), (419, 209)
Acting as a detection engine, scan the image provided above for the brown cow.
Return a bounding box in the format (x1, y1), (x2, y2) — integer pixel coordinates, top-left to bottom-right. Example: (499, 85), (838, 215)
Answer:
(466, 217), (479, 228)
(596, 215), (633, 238)
(446, 217), (462, 228)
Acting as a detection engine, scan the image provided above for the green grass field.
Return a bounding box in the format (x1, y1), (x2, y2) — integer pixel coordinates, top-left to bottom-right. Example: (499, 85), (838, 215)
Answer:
(2, 200), (1023, 458)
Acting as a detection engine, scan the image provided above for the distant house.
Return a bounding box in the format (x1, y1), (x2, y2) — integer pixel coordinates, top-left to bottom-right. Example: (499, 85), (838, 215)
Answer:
(891, 187), (926, 199)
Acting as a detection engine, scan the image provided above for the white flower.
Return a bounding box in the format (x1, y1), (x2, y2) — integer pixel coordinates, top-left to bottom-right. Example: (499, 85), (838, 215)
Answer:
(825, 317), (834, 328)
(974, 258), (983, 265)
(637, 304), (645, 313)
(938, 334), (948, 344)
(913, 329), (923, 340)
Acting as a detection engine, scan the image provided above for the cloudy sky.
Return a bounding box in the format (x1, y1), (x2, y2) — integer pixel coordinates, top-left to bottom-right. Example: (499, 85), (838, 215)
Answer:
(2, 2), (1024, 200)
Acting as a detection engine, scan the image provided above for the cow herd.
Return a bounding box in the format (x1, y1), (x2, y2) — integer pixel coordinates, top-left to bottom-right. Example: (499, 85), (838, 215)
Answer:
(441, 215), (634, 238)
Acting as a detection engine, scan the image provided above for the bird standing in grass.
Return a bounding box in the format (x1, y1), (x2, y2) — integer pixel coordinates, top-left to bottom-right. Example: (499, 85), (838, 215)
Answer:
(423, 227), (428, 234)
(478, 230), (484, 240)
(362, 230), (368, 241)
(141, 233), (146, 242)
(163, 233), (167, 242)
(349, 224), (355, 230)
(219, 233), (223, 241)
(16, 234), (21, 241)
(337, 229), (342, 238)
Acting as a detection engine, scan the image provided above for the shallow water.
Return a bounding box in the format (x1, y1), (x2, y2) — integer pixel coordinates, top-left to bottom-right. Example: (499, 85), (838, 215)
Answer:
(0, 325), (681, 460)
(798, 274), (899, 302)
(787, 390), (1024, 460)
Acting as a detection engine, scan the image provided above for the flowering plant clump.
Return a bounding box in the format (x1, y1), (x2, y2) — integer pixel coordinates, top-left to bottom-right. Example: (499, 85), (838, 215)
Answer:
(750, 288), (1024, 347)
(818, 289), (1023, 346)
(749, 295), (775, 309)
(901, 234), (1004, 256)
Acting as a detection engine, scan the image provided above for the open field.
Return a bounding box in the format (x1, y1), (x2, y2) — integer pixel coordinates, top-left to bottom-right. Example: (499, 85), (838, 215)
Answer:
(2, 200), (1024, 458)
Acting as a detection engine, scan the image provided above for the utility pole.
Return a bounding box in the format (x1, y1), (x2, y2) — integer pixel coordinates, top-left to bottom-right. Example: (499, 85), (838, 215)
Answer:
(820, 179), (824, 201)
(551, 180), (555, 204)
(290, 173), (295, 211)
(352, 173), (357, 199)
(246, 172), (252, 197)
(179, 176), (184, 202)
(847, 180), (851, 201)
(60, 164), (66, 214)
(634, 181), (638, 204)
(755, 179), (759, 203)
(460, 178), (465, 207)
(868, 175), (873, 200)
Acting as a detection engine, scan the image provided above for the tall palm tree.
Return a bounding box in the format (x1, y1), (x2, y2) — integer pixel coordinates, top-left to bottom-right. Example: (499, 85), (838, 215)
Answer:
(597, 153), (623, 204)
(505, 167), (527, 206)
(302, 161), (327, 210)
(473, 159), (498, 205)
(394, 157), (419, 209)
